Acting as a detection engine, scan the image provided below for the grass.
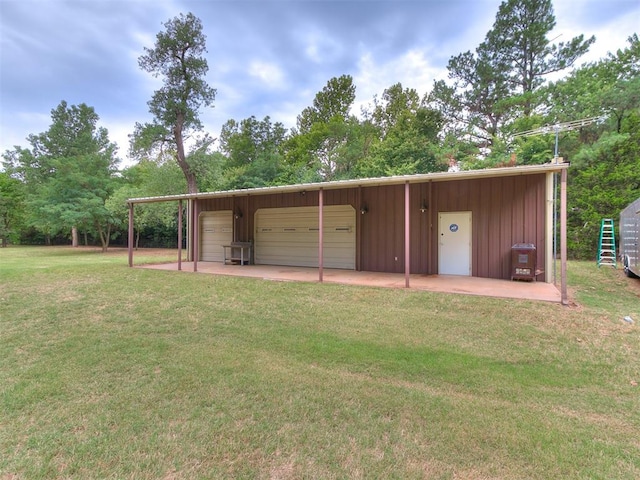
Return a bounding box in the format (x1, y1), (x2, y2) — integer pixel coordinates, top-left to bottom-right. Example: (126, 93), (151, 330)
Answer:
(1, 246), (639, 479)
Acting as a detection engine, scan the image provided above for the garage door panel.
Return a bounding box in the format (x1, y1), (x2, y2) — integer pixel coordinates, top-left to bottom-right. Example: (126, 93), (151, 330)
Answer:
(200, 211), (233, 262)
(255, 205), (355, 269)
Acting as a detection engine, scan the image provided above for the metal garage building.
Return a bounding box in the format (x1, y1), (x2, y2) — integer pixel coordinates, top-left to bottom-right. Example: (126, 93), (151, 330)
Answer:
(127, 162), (569, 303)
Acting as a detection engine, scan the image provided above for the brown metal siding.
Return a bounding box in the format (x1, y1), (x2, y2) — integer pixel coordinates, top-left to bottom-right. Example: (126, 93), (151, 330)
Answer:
(499, 178), (514, 279)
(360, 184), (406, 273)
(429, 174), (547, 280)
(199, 188), (359, 245)
(196, 173), (547, 280)
(410, 182), (430, 273)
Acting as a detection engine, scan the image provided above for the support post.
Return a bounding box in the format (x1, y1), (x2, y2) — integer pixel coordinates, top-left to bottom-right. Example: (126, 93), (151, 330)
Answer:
(233, 196), (237, 243)
(428, 181), (433, 274)
(356, 186), (362, 271)
(545, 172), (554, 283)
(318, 188), (324, 282)
(193, 198), (198, 273)
(178, 200), (183, 271)
(405, 181), (410, 288)
(187, 199), (192, 261)
(128, 202), (134, 267)
(560, 168), (568, 305)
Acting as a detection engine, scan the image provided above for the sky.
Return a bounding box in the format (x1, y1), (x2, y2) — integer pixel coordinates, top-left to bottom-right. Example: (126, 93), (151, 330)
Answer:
(1, 0), (638, 167)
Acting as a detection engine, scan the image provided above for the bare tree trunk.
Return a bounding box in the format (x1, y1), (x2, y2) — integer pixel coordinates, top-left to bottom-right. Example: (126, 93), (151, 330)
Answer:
(104, 224), (111, 252)
(96, 222), (110, 252)
(72, 226), (78, 247)
(173, 114), (198, 194)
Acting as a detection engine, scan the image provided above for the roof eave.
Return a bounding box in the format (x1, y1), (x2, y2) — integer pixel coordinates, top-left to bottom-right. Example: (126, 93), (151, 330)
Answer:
(127, 162), (570, 205)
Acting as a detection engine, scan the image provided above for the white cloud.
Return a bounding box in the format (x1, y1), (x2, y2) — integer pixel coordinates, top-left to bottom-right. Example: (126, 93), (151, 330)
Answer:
(101, 120), (135, 166)
(300, 27), (343, 64)
(1, 112), (50, 152)
(248, 61), (285, 88)
(1, 0), (637, 166)
(555, 11), (638, 66)
(352, 49), (446, 115)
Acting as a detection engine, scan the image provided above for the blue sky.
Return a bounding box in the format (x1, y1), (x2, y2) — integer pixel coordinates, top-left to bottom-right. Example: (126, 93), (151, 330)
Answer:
(1, 0), (638, 166)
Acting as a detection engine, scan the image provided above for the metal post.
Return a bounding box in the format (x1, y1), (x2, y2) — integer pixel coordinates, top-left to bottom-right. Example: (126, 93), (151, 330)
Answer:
(233, 197), (237, 243)
(405, 181), (410, 288)
(128, 202), (134, 267)
(428, 181), (433, 274)
(193, 198), (198, 273)
(560, 168), (568, 305)
(178, 200), (183, 271)
(356, 186), (362, 271)
(318, 188), (324, 282)
(553, 172), (557, 284)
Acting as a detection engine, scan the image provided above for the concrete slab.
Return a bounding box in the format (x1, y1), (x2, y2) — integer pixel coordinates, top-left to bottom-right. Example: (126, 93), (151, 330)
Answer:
(141, 261), (562, 303)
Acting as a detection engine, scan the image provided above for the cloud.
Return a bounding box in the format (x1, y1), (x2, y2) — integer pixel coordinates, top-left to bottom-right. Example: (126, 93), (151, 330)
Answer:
(248, 60), (286, 88)
(552, 0), (640, 65)
(1, 112), (51, 152)
(1, 0), (638, 165)
(352, 49), (445, 115)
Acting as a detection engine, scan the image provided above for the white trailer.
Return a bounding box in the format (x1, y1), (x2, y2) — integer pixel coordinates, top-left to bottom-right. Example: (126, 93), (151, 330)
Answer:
(620, 197), (640, 278)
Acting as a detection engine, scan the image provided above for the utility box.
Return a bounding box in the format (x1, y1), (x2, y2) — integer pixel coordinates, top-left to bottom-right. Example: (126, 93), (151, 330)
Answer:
(511, 243), (536, 281)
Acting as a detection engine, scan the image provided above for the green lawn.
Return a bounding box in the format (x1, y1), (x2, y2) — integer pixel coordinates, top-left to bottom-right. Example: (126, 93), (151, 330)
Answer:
(1, 246), (639, 479)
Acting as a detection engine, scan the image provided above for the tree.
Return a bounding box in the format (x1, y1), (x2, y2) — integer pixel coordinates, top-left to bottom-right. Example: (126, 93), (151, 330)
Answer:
(134, 12), (216, 194)
(218, 116), (287, 189)
(515, 34), (640, 172)
(567, 112), (640, 259)
(485, 0), (594, 116)
(356, 83), (446, 177)
(187, 143), (226, 192)
(0, 171), (25, 247)
(443, 45), (512, 144)
(544, 34), (640, 132)
(295, 75), (356, 134)
(2, 101), (119, 250)
(220, 116), (287, 169)
(371, 83), (421, 137)
(109, 160), (189, 248)
(434, 0), (594, 147)
(361, 106), (446, 177)
(285, 75), (369, 181)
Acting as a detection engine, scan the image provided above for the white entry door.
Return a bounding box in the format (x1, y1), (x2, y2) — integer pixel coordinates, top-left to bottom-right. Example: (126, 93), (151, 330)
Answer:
(438, 211), (472, 275)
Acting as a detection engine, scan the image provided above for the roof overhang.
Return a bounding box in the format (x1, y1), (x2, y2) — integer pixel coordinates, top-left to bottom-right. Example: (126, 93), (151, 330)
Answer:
(127, 162), (569, 205)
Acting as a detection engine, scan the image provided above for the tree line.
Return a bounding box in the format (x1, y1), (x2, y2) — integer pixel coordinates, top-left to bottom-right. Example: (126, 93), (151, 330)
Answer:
(1, 0), (638, 258)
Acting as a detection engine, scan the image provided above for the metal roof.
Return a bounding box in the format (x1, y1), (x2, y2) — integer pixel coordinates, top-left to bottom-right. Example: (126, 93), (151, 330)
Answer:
(127, 162), (569, 204)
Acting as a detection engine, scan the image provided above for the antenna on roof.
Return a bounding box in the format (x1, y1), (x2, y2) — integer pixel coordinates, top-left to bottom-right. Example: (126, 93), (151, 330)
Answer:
(512, 115), (606, 163)
(512, 114), (605, 285)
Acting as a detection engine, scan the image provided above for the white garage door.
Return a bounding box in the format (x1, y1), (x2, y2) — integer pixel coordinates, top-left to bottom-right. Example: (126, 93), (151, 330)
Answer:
(255, 205), (355, 269)
(199, 211), (233, 262)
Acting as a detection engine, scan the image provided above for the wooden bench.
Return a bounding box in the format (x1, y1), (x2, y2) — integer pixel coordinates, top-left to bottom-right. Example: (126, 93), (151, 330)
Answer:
(222, 242), (252, 265)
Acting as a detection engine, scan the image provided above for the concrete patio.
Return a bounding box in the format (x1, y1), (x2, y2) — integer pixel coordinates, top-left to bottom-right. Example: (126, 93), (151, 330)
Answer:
(141, 261), (562, 303)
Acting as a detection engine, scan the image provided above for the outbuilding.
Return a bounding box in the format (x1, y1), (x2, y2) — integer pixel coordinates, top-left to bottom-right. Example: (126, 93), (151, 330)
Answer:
(127, 162), (569, 303)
